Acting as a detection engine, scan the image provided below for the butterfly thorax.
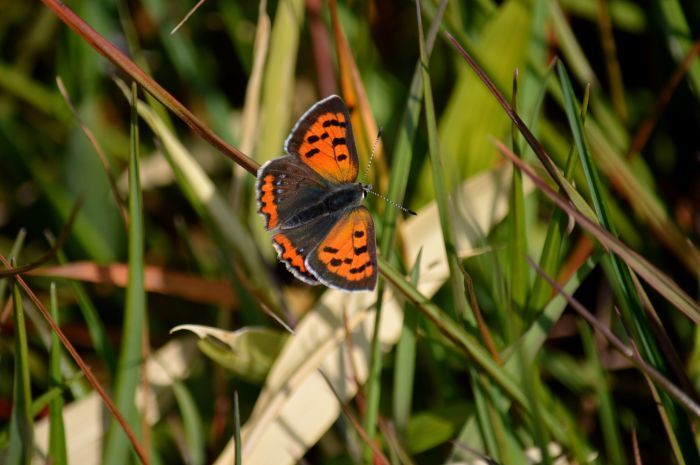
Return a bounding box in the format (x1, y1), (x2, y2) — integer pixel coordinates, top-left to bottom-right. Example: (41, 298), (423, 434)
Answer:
(282, 183), (366, 229)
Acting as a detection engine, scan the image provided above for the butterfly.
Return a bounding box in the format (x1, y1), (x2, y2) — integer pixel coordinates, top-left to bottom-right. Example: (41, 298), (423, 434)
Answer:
(256, 95), (378, 292)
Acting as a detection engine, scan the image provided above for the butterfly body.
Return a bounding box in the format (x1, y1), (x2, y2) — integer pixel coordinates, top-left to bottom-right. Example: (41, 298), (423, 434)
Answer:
(282, 183), (367, 229)
(256, 95), (378, 291)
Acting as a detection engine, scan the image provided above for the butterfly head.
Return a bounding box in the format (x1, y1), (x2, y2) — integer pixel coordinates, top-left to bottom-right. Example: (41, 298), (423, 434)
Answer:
(360, 183), (373, 198)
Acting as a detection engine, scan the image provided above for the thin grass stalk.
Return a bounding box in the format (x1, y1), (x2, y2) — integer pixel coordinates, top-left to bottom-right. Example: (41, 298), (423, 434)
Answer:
(234, 391), (241, 465)
(508, 69), (529, 326)
(7, 279), (33, 465)
(449, 254), (600, 462)
(172, 382), (205, 465)
(595, 0), (627, 122)
(379, 256), (572, 448)
(48, 282), (68, 465)
(655, 0), (700, 92)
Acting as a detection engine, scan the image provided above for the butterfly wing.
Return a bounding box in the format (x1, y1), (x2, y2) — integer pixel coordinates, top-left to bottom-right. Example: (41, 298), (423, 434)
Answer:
(306, 206), (377, 291)
(271, 213), (340, 285)
(285, 95), (359, 184)
(256, 155), (330, 230)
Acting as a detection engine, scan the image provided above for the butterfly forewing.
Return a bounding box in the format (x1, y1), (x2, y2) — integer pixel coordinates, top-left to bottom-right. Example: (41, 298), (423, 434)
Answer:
(285, 95), (359, 184)
(306, 206), (377, 291)
(256, 156), (329, 230)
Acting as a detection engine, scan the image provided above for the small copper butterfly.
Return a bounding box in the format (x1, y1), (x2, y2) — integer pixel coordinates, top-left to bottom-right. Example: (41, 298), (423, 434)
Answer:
(256, 95), (378, 291)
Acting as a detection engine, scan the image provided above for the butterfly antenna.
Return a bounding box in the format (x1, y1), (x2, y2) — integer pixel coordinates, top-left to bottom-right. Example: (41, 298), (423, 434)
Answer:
(364, 186), (417, 216)
(361, 127), (383, 182)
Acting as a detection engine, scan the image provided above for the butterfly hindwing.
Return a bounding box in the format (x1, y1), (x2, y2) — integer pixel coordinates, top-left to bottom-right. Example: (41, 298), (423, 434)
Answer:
(271, 213), (340, 285)
(285, 95), (359, 184)
(256, 155), (330, 230)
(306, 206), (377, 291)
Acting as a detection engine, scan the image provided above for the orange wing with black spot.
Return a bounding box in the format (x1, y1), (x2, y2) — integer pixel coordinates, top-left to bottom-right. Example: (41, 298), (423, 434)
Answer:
(285, 95), (359, 184)
(306, 206), (377, 291)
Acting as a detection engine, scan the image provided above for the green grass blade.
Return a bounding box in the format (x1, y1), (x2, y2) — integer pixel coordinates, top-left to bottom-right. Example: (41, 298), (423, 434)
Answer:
(417, 0), (469, 322)
(508, 71), (529, 320)
(103, 83), (147, 465)
(234, 391), (241, 465)
(48, 282), (68, 465)
(379, 0), (446, 255)
(529, 83), (590, 312)
(578, 322), (624, 465)
(392, 250), (422, 436)
(172, 382), (205, 465)
(6, 281), (34, 465)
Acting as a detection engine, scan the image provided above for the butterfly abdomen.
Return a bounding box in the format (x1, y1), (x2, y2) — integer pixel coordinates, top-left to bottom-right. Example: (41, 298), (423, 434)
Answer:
(283, 184), (364, 229)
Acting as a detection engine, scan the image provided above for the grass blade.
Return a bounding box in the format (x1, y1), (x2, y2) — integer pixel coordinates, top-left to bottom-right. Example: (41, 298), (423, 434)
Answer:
(508, 70), (529, 321)
(392, 250), (422, 436)
(172, 382), (205, 465)
(6, 281), (34, 465)
(48, 282), (68, 465)
(103, 83), (148, 465)
(578, 322), (624, 465)
(417, 0), (469, 321)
